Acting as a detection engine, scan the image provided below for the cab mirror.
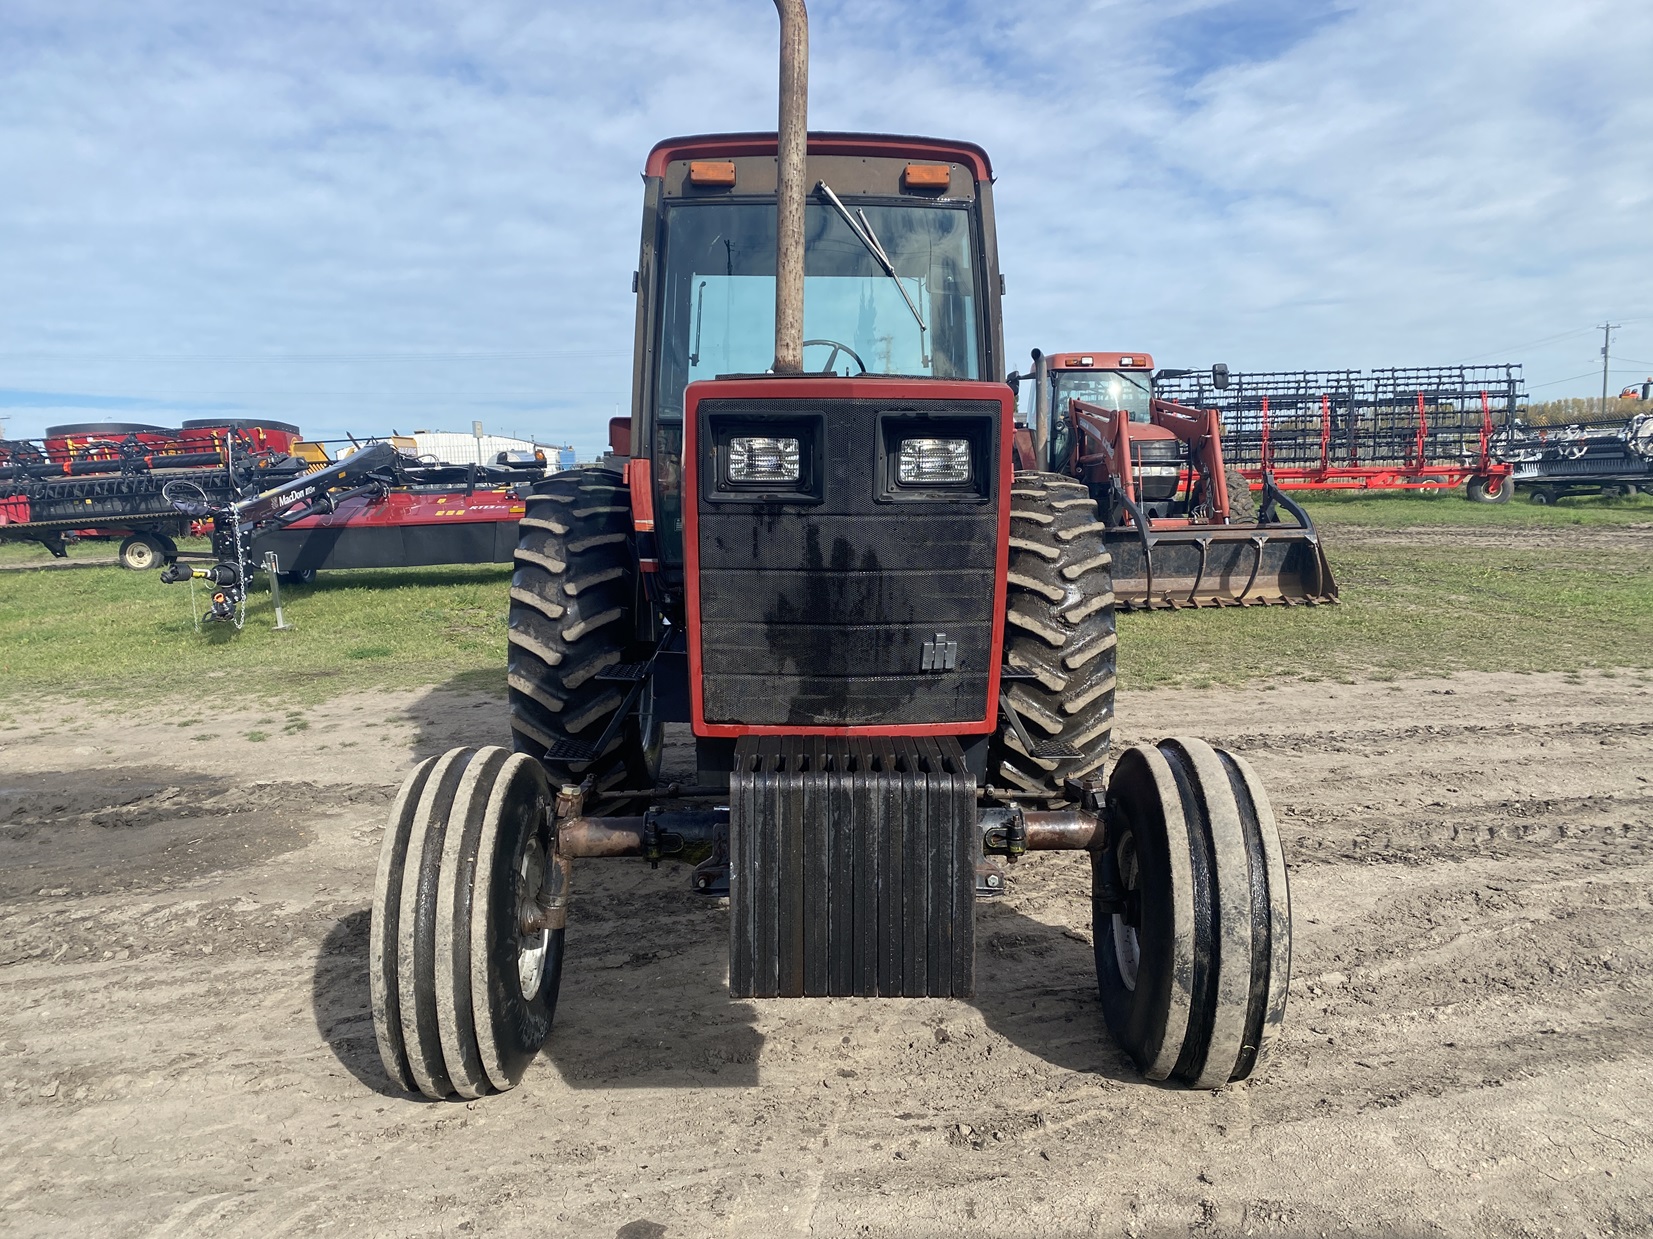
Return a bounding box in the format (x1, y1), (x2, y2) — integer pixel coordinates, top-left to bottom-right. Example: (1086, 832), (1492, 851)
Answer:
(1212, 363), (1230, 391)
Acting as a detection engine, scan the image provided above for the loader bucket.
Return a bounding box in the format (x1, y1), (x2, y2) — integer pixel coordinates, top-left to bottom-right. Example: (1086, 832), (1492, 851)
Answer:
(1105, 489), (1338, 610)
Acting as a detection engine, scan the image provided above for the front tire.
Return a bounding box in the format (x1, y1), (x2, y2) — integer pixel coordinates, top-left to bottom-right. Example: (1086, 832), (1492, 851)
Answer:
(371, 746), (561, 1100)
(1095, 738), (1291, 1088)
(986, 472), (1117, 801)
(1225, 469), (1257, 522)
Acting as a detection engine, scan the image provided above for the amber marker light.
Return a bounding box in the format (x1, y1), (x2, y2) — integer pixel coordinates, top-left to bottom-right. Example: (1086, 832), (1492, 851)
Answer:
(688, 161), (737, 186)
(902, 163), (951, 189)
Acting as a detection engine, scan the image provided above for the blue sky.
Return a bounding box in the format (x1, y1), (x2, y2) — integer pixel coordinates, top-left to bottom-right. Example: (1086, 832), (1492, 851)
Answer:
(2, 0), (1649, 456)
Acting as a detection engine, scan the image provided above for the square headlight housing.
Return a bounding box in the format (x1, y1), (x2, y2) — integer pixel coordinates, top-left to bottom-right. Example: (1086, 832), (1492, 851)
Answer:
(897, 436), (972, 485)
(705, 410), (823, 502)
(878, 410), (995, 501)
(728, 435), (800, 483)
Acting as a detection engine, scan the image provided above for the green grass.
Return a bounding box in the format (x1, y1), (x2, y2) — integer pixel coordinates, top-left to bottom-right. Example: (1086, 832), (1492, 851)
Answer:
(0, 534), (219, 567)
(2, 491), (1649, 705)
(1297, 489), (1653, 531)
(1117, 493), (1653, 688)
(0, 561), (512, 703)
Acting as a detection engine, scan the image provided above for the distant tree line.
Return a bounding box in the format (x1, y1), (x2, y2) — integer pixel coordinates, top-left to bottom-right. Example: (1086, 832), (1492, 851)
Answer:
(1520, 395), (1647, 427)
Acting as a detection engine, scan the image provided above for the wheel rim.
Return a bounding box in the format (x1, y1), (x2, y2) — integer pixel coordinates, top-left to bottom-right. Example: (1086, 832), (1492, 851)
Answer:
(516, 840), (550, 1000)
(125, 540), (156, 570)
(1112, 830), (1141, 991)
(638, 678), (663, 782)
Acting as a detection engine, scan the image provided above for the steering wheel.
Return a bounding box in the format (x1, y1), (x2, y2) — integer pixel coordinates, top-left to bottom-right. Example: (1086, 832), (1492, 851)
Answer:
(803, 338), (867, 376)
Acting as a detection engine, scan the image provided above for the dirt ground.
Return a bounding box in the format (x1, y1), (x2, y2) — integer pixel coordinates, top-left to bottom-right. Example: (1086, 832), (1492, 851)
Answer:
(1, 667), (1650, 1238)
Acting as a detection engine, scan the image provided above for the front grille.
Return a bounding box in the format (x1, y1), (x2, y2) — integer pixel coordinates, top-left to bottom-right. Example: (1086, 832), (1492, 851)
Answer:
(695, 397), (1001, 728)
(1132, 438), (1183, 502)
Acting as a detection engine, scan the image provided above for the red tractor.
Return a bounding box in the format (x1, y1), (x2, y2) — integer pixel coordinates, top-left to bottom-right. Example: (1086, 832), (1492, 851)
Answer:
(1012, 350), (1337, 608)
(368, 2), (1290, 1101)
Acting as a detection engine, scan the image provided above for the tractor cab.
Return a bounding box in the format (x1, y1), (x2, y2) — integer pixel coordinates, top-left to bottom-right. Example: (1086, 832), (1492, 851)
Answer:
(1044, 354), (1156, 421)
(630, 135), (1006, 584)
(1032, 352), (1170, 509)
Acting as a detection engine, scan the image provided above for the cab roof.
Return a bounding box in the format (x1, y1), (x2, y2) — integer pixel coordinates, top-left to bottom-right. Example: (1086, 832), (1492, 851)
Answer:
(645, 132), (993, 181)
(1045, 352), (1155, 370)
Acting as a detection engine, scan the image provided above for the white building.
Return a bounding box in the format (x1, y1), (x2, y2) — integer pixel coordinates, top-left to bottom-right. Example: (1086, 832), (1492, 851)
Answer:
(406, 430), (570, 469)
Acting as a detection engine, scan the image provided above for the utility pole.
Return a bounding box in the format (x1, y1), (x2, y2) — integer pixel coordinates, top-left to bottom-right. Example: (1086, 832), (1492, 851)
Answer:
(1601, 322), (1619, 416)
(771, 0), (808, 375)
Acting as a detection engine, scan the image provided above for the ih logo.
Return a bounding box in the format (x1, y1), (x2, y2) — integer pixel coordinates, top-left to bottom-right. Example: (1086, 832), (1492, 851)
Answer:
(920, 632), (958, 672)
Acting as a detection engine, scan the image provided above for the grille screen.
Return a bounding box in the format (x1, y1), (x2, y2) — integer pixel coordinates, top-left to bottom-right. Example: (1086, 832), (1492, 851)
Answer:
(695, 397), (1001, 727)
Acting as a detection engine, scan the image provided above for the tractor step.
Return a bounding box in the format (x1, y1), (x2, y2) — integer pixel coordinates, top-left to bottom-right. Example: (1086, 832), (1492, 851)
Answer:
(1028, 740), (1083, 760)
(597, 661), (651, 683)
(544, 736), (600, 763)
(729, 735), (976, 999)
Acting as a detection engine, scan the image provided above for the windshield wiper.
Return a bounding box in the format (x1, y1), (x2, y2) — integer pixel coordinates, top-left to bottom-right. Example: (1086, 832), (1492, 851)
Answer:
(816, 180), (930, 366)
(689, 279), (707, 366)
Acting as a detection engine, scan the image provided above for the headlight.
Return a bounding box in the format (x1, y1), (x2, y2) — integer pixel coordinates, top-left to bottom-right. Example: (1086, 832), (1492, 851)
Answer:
(898, 437), (971, 484)
(728, 435), (800, 483)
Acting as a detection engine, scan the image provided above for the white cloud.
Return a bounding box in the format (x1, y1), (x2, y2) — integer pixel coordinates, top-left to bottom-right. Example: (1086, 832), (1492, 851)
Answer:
(1, 0), (1649, 453)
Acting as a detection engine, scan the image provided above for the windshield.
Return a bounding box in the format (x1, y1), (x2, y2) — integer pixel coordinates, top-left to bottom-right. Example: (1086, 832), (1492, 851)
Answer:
(1055, 370), (1154, 424)
(655, 200), (981, 417)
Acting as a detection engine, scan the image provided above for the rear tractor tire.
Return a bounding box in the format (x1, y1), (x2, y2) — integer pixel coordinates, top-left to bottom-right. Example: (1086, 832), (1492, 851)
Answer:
(507, 468), (657, 797)
(371, 746), (563, 1100)
(1094, 737), (1291, 1087)
(987, 471), (1117, 802)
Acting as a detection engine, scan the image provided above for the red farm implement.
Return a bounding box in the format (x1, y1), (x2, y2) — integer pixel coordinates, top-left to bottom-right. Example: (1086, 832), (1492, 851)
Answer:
(1155, 365), (1524, 503)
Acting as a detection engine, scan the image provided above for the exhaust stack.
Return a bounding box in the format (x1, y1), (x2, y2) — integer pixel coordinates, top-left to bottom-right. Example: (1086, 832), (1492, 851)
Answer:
(772, 0), (808, 375)
(1031, 349), (1050, 468)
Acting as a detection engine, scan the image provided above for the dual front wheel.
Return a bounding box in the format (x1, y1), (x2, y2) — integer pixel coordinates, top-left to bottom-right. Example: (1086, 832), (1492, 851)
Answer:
(1095, 737), (1291, 1087)
(371, 746), (563, 1099)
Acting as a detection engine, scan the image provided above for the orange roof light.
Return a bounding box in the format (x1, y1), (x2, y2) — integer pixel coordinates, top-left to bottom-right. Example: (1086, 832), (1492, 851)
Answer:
(902, 163), (952, 190)
(1066, 356), (1095, 367)
(688, 161), (737, 187)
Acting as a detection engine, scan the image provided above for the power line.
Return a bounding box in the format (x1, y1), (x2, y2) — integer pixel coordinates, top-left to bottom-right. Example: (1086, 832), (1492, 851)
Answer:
(1453, 325), (1597, 365)
(1528, 370), (1601, 389)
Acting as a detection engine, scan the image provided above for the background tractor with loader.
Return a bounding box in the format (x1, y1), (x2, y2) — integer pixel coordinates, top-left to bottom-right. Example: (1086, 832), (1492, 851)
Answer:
(1011, 349), (1337, 609)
